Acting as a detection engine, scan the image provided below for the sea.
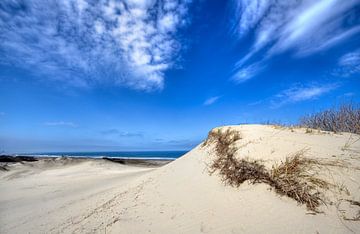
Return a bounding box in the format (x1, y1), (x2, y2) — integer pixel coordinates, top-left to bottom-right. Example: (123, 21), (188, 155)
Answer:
(21, 151), (188, 160)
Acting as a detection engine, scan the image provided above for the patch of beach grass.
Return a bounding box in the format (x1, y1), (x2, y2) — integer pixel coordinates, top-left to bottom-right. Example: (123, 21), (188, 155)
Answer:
(204, 128), (334, 212)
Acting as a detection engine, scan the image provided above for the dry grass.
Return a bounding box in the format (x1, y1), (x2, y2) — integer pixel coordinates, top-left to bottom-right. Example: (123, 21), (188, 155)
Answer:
(270, 152), (329, 211)
(204, 129), (330, 212)
(203, 128), (241, 156)
(299, 103), (360, 134)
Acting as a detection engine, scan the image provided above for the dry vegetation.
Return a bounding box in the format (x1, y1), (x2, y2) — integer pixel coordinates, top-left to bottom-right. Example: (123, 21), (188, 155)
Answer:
(270, 152), (329, 211)
(299, 103), (360, 134)
(344, 200), (360, 221)
(204, 128), (331, 212)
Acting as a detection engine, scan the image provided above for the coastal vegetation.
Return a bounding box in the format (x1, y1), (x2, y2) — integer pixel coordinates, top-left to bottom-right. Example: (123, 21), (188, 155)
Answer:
(203, 128), (350, 212)
(299, 103), (360, 134)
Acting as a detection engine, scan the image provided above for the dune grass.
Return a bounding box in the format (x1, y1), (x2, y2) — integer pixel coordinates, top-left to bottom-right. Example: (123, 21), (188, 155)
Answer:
(204, 128), (329, 212)
(299, 103), (360, 134)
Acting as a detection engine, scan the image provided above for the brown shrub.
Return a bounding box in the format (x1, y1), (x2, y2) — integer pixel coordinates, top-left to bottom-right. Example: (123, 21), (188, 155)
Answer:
(270, 152), (328, 211)
(299, 103), (360, 134)
(205, 129), (329, 212)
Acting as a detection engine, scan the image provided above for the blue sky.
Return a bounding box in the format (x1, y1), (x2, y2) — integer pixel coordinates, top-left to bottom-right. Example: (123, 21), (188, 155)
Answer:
(0, 0), (360, 153)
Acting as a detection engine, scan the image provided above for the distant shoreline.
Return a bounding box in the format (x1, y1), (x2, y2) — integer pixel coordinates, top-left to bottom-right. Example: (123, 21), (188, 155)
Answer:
(16, 154), (178, 161)
(2, 150), (188, 161)
(0, 154), (175, 169)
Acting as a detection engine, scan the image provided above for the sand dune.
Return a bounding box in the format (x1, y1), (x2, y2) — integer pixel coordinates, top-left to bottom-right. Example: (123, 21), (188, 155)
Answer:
(1, 125), (360, 233)
(0, 158), (155, 233)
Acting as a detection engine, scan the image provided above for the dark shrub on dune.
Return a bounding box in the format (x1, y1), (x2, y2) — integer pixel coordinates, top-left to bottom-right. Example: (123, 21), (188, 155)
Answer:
(299, 103), (360, 134)
(203, 128), (330, 212)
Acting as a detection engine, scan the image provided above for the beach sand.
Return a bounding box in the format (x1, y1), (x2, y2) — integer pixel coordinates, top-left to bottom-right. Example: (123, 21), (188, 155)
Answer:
(1, 125), (360, 233)
(0, 158), (156, 233)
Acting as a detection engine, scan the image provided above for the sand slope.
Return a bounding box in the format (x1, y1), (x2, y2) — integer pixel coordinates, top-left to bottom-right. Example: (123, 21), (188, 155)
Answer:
(0, 158), (154, 233)
(1, 125), (360, 233)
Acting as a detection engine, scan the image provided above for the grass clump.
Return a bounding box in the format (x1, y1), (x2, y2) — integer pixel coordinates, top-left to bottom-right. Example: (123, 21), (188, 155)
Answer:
(205, 129), (329, 212)
(203, 128), (241, 158)
(270, 152), (329, 211)
(299, 103), (360, 134)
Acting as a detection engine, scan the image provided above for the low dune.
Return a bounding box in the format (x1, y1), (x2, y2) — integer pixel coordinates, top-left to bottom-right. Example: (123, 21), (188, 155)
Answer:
(1, 125), (360, 233)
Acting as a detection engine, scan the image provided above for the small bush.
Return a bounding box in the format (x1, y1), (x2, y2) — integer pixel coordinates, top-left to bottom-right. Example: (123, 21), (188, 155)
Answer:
(299, 103), (360, 134)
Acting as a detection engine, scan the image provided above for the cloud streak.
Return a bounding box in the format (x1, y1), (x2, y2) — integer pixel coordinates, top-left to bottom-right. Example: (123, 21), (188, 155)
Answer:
(231, 62), (264, 83)
(0, 0), (192, 90)
(204, 96), (221, 106)
(44, 121), (77, 127)
(271, 83), (338, 108)
(335, 49), (360, 77)
(100, 129), (143, 138)
(231, 0), (360, 82)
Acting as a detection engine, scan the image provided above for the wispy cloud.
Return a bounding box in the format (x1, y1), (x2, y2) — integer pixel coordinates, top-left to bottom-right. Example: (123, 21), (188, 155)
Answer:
(153, 138), (199, 149)
(204, 96), (221, 106)
(231, 0), (360, 82)
(101, 129), (143, 138)
(247, 100), (263, 106)
(231, 0), (271, 37)
(0, 0), (192, 90)
(335, 49), (360, 77)
(343, 92), (356, 97)
(0, 112), (5, 116)
(231, 62), (264, 83)
(271, 83), (338, 108)
(44, 121), (77, 127)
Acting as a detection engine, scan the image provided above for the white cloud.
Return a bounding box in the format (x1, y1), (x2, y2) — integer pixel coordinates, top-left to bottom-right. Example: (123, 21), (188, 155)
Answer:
(231, 62), (264, 83)
(336, 49), (360, 77)
(0, 0), (192, 91)
(44, 121), (77, 127)
(342, 92), (356, 97)
(204, 96), (221, 106)
(271, 0), (359, 56)
(232, 0), (271, 36)
(158, 14), (179, 32)
(101, 129), (143, 138)
(271, 83), (338, 108)
(247, 100), (263, 106)
(94, 21), (105, 35)
(231, 0), (360, 82)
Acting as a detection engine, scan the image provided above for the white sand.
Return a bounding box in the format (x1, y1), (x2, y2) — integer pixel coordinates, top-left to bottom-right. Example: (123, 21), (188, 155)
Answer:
(0, 158), (154, 233)
(1, 125), (360, 233)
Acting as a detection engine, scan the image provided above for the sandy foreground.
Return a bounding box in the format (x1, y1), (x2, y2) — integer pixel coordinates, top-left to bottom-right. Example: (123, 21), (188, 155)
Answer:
(1, 125), (360, 233)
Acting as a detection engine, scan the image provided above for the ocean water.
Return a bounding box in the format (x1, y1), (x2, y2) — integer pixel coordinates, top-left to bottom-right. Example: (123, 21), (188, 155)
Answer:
(23, 151), (188, 160)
